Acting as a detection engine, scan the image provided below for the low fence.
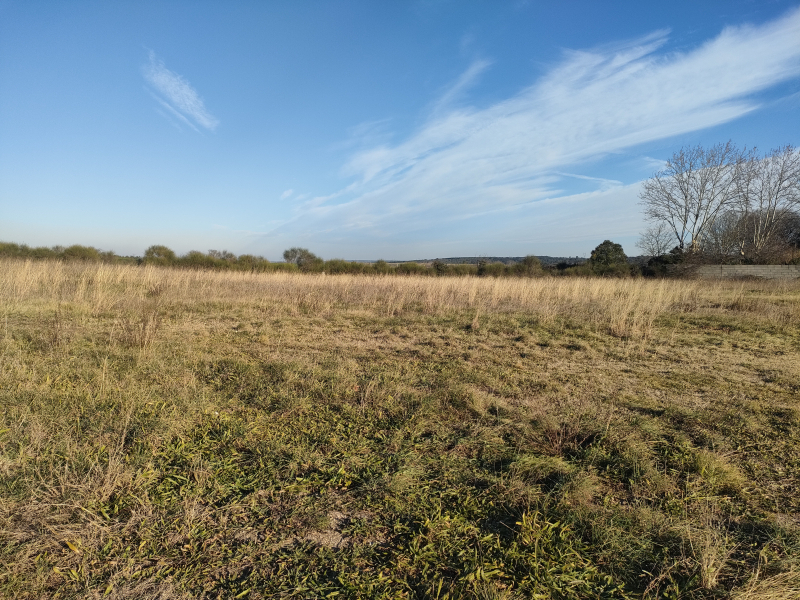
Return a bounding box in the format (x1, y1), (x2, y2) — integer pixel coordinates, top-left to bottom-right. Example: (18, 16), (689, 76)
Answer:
(685, 265), (800, 279)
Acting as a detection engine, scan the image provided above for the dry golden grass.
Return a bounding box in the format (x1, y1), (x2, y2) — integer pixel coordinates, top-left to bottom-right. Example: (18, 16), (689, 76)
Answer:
(3, 258), (797, 334)
(1, 258), (799, 599)
(732, 569), (800, 600)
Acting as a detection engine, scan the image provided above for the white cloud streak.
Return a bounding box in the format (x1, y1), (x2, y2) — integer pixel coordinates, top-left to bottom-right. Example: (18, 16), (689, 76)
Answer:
(276, 8), (800, 254)
(430, 58), (492, 115)
(143, 51), (219, 131)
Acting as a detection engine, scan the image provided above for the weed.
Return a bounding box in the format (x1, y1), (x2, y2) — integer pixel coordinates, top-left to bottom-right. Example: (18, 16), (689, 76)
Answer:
(117, 292), (163, 352)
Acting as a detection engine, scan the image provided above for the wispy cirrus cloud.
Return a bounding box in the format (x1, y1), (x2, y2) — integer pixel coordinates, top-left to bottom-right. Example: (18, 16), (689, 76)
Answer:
(274, 7), (800, 254)
(429, 58), (491, 115)
(142, 51), (219, 131)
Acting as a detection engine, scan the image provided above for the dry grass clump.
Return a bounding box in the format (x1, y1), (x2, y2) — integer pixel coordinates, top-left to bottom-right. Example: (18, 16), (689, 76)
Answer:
(732, 570), (800, 600)
(1, 258), (799, 598)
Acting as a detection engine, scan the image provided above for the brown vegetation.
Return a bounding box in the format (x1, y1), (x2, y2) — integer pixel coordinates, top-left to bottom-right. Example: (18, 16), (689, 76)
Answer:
(1, 259), (799, 598)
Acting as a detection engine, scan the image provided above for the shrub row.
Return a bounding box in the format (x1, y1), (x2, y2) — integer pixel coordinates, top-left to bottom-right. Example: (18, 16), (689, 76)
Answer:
(0, 240), (643, 277)
(0, 242), (136, 264)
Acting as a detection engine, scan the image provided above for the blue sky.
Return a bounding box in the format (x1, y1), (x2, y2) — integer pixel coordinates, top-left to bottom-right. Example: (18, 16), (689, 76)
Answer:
(2, 1), (800, 260)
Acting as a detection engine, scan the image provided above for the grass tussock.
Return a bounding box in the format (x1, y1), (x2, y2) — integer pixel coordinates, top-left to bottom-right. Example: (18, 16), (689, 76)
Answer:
(1, 258), (800, 599)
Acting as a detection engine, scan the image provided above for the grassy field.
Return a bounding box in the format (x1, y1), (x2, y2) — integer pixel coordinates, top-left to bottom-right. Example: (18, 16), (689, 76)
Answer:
(1, 259), (799, 599)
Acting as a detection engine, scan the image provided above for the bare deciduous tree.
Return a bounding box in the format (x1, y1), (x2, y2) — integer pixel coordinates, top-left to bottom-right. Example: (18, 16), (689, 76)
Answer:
(703, 210), (743, 260)
(733, 145), (800, 261)
(636, 222), (674, 257)
(639, 142), (741, 253)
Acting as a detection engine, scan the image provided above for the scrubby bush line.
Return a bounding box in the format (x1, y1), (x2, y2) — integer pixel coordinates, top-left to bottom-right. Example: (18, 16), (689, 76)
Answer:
(1, 240), (649, 279)
(1, 242), (553, 277)
(0, 241), (135, 264)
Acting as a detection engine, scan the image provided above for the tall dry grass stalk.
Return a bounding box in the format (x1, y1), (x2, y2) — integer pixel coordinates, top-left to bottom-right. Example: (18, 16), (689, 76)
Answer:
(1, 258), (797, 339)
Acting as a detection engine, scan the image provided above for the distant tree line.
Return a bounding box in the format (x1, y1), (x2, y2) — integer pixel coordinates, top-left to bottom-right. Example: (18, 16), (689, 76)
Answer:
(0, 240), (645, 278)
(638, 142), (800, 269)
(141, 245), (286, 272)
(0, 242), (135, 264)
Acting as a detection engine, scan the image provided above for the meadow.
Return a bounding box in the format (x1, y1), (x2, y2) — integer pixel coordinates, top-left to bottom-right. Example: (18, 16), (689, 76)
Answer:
(1, 259), (799, 599)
